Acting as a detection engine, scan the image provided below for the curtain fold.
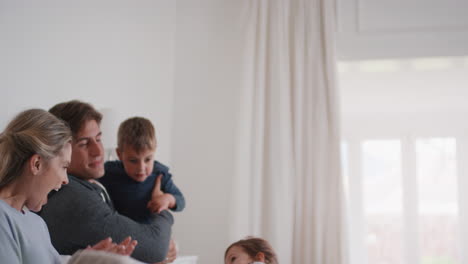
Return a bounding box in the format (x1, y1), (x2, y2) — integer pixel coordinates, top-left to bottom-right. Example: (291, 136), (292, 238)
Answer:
(231, 0), (345, 263)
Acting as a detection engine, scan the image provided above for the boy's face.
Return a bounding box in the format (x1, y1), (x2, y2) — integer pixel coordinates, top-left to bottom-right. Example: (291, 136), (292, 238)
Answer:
(117, 145), (155, 182)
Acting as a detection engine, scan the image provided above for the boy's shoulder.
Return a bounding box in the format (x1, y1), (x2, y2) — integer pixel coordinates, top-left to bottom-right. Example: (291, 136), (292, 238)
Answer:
(153, 160), (170, 173)
(105, 160), (124, 170)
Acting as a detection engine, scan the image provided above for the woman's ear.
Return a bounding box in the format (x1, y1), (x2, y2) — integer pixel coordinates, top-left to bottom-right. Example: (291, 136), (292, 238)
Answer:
(29, 154), (42, 175)
(254, 252), (265, 262)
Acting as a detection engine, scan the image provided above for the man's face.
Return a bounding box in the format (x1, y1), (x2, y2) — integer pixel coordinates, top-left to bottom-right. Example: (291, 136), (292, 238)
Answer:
(68, 119), (105, 180)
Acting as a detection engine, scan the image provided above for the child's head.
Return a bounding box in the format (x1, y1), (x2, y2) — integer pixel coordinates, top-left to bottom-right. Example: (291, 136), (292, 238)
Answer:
(116, 117), (157, 182)
(224, 237), (278, 264)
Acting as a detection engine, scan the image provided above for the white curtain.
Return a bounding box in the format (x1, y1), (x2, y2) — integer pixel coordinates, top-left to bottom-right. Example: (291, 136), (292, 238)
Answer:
(231, 0), (346, 263)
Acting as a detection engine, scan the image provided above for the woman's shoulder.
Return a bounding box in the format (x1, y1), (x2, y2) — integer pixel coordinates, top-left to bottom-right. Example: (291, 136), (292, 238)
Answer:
(47, 175), (102, 204)
(0, 200), (14, 220)
(0, 201), (47, 232)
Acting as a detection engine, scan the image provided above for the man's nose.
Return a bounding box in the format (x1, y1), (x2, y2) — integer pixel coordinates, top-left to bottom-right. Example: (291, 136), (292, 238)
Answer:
(89, 140), (103, 157)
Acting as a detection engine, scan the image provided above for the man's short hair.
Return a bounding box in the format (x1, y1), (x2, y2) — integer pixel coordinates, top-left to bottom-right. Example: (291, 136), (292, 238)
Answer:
(118, 117), (156, 153)
(49, 100), (102, 137)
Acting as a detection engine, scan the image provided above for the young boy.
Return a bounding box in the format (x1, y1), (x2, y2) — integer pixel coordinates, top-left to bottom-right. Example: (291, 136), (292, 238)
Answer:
(100, 117), (185, 223)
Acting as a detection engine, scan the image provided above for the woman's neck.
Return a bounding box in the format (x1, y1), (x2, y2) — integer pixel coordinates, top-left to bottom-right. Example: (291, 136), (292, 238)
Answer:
(0, 183), (27, 212)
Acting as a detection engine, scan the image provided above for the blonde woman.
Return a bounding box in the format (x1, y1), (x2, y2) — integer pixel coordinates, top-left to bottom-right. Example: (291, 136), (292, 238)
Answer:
(0, 109), (139, 264)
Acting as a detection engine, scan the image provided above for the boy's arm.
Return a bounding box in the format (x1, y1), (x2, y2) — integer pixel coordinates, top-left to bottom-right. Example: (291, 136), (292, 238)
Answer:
(160, 172), (185, 212)
(152, 162), (185, 212)
(149, 175), (176, 213)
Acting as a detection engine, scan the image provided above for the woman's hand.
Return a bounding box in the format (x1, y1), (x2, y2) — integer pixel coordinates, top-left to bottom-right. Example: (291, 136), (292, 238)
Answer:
(87, 236), (138, 256)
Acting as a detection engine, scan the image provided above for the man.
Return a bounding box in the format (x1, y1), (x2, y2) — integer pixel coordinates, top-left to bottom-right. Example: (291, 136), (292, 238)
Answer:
(39, 100), (176, 264)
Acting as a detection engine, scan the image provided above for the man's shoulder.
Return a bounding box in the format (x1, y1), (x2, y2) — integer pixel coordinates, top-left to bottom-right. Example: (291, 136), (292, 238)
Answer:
(47, 175), (99, 203)
(40, 175), (107, 217)
(65, 175), (96, 192)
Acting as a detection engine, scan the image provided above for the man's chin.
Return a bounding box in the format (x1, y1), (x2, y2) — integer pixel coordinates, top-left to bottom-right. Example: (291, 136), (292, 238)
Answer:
(85, 168), (105, 179)
(93, 169), (105, 179)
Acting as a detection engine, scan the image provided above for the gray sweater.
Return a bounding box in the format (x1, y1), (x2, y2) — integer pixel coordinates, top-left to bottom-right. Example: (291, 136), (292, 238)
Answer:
(0, 200), (61, 264)
(38, 175), (173, 263)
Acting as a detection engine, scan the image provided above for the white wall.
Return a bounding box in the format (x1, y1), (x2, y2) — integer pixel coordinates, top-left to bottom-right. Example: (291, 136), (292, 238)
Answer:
(336, 0), (468, 59)
(339, 57), (468, 118)
(339, 57), (468, 139)
(1, 1), (244, 262)
(171, 1), (243, 263)
(0, 0), (176, 163)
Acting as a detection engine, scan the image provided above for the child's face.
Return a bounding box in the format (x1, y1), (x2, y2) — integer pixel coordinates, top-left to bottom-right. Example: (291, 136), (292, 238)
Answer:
(225, 246), (255, 264)
(117, 145), (155, 182)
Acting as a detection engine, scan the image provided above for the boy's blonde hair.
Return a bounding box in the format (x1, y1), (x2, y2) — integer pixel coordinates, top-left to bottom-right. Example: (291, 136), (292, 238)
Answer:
(117, 117), (156, 153)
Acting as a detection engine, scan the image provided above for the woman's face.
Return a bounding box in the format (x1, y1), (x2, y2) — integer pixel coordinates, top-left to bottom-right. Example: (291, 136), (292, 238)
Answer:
(225, 246), (255, 264)
(27, 143), (71, 212)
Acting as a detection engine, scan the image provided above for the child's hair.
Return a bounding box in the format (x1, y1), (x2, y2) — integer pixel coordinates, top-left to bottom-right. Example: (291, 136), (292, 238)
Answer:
(117, 117), (156, 152)
(225, 237), (278, 264)
(49, 100), (102, 137)
(0, 109), (72, 188)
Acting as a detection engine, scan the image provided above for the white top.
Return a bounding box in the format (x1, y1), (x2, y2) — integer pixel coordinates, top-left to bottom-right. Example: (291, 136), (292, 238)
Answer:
(0, 199), (61, 264)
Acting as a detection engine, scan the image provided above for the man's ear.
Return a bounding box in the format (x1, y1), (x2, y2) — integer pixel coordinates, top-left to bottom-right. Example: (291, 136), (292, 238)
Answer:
(116, 148), (122, 160)
(29, 154), (42, 175)
(254, 252), (265, 262)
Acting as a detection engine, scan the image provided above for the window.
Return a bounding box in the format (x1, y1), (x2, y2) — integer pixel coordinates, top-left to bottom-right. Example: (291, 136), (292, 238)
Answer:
(343, 138), (461, 264)
(340, 57), (468, 264)
(417, 138), (459, 264)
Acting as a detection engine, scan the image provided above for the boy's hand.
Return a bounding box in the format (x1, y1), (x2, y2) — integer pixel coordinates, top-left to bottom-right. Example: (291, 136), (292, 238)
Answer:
(148, 175), (176, 213)
(147, 194), (175, 214)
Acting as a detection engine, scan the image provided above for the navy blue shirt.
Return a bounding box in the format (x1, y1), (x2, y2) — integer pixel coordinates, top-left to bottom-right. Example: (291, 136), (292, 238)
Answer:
(100, 160), (185, 223)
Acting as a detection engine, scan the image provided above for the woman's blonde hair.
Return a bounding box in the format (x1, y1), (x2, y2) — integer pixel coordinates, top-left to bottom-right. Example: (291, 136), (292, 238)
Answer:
(225, 237), (278, 264)
(0, 109), (71, 188)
